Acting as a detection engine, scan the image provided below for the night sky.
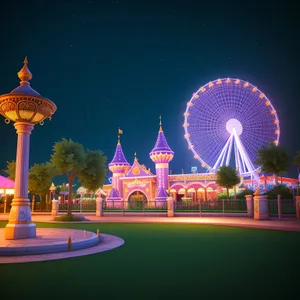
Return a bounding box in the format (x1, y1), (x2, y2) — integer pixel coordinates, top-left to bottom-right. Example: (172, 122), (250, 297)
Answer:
(0, 1), (299, 183)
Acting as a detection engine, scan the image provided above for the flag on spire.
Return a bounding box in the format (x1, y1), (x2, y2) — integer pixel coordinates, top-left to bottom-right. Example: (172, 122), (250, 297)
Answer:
(118, 128), (123, 134)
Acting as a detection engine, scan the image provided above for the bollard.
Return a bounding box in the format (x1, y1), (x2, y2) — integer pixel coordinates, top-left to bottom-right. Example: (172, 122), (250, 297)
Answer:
(222, 199), (225, 216)
(96, 199), (103, 217)
(68, 236), (72, 251)
(296, 196), (300, 219)
(3, 199), (7, 214)
(253, 189), (268, 220)
(199, 200), (202, 217)
(84, 230), (86, 238)
(277, 195), (282, 219)
(167, 197), (174, 217)
(97, 229), (100, 238)
(51, 199), (58, 217)
(245, 195), (254, 217)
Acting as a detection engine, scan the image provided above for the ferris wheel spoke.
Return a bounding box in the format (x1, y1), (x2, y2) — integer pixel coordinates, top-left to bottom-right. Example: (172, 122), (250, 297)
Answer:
(234, 139), (243, 173)
(225, 134), (234, 166)
(232, 128), (256, 174)
(185, 78), (279, 178)
(213, 133), (233, 169)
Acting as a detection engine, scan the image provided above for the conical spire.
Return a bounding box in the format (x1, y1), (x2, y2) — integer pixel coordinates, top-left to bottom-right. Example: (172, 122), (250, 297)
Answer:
(150, 116), (173, 154)
(159, 115), (163, 132)
(109, 130), (129, 166)
(18, 56), (32, 85)
(10, 56), (40, 96)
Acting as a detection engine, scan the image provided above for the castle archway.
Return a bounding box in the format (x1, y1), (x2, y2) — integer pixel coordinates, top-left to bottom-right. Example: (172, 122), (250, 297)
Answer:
(128, 190), (148, 201)
(127, 190), (148, 210)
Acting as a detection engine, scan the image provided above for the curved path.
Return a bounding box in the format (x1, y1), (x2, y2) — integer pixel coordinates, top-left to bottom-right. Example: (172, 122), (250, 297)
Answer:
(1, 213), (300, 231)
(0, 233), (124, 264)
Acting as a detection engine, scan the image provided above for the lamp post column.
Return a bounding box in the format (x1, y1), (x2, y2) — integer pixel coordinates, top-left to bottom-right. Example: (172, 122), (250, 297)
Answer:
(5, 122), (36, 239)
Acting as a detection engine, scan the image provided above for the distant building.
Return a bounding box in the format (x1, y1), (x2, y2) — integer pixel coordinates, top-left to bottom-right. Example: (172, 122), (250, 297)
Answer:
(96, 124), (298, 202)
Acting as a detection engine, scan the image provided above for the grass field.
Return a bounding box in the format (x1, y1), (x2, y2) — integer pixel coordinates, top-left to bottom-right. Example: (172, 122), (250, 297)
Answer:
(0, 221), (299, 299)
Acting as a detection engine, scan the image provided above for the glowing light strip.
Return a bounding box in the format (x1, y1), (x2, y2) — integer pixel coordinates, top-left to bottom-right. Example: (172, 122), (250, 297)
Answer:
(232, 128), (259, 182)
(213, 133), (233, 169)
(234, 139), (241, 173)
(211, 127), (260, 182)
(225, 134), (234, 166)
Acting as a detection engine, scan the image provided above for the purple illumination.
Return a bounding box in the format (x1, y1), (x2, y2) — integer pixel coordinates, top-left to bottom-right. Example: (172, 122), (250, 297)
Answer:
(183, 78), (280, 180)
(108, 188), (121, 199)
(156, 187), (168, 199)
(150, 125), (173, 201)
(109, 143), (130, 167)
(150, 129), (174, 157)
(107, 140), (130, 201)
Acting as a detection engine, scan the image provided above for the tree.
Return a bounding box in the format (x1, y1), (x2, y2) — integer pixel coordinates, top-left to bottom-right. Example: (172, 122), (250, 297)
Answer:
(3, 160), (16, 180)
(28, 162), (59, 209)
(51, 138), (86, 216)
(293, 150), (300, 175)
(256, 142), (290, 186)
(216, 166), (240, 198)
(55, 186), (61, 197)
(78, 150), (107, 192)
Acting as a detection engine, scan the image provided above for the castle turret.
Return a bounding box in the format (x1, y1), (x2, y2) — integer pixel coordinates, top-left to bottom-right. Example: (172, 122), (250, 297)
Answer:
(107, 130), (130, 200)
(149, 117), (174, 201)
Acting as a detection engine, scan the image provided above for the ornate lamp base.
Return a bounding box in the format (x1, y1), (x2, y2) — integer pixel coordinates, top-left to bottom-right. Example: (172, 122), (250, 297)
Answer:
(5, 223), (36, 239)
(4, 199), (36, 239)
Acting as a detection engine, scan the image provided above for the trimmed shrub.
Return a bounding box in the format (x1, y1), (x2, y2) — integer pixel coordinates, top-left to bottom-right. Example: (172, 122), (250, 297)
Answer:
(264, 184), (293, 199)
(236, 189), (254, 199)
(53, 214), (86, 222)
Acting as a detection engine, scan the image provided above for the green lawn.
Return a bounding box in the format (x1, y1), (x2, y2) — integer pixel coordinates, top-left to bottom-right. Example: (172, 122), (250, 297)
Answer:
(0, 221), (299, 299)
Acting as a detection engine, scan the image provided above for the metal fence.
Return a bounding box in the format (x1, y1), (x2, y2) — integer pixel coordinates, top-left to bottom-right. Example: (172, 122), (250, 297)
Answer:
(174, 199), (248, 213)
(268, 199), (296, 215)
(59, 201), (96, 212)
(34, 202), (52, 211)
(1, 198), (297, 217)
(56, 199), (247, 214)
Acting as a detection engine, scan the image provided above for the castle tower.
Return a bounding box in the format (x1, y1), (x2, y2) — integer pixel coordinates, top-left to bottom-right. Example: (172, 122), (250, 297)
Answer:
(149, 117), (174, 201)
(107, 130), (130, 200)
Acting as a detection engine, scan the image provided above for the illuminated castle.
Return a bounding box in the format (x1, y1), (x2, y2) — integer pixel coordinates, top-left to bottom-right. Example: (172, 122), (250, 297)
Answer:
(103, 119), (298, 202)
(106, 119), (176, 202)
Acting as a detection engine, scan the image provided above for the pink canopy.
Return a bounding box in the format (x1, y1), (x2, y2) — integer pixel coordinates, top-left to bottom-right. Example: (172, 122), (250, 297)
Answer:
(0, 175), (15, 189)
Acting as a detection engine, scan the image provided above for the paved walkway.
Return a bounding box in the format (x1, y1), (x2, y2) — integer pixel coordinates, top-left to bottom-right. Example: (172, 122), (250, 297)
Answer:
(0, 233), (124, 264)
(1, 213), (300, 231)
(0, 228), (99, 256)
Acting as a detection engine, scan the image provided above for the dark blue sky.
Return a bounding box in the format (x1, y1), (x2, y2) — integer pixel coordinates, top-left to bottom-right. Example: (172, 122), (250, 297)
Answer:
(0, 1), (299, 182)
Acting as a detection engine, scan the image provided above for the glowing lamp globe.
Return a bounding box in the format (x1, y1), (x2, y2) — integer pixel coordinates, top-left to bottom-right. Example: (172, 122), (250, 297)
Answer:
(0, 57), (56, 125)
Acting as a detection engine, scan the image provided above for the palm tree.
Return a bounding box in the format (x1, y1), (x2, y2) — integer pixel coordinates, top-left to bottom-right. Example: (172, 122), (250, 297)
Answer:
(256, 142), (290, 186)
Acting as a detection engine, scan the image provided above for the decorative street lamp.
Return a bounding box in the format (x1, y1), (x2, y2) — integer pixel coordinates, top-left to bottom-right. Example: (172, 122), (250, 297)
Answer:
(0, 57), (56, 239)
(49, 182), (56, 200)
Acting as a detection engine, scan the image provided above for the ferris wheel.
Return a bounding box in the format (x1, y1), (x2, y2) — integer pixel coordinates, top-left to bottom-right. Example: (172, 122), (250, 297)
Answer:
(183, 78), (280, 179)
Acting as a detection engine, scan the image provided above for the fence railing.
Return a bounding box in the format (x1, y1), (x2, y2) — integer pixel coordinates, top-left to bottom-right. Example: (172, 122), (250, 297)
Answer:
(34, 202), (52, 211)
(58, 201), (97, 212)
(174, 199), (248, 213)
(56, 200), (247, 214)
(1, 198), (297, 217)
(268, 199), (296, 215)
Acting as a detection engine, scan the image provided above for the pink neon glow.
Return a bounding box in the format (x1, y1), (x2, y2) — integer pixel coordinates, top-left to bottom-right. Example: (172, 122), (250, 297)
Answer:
(0, 175), (15, 189)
